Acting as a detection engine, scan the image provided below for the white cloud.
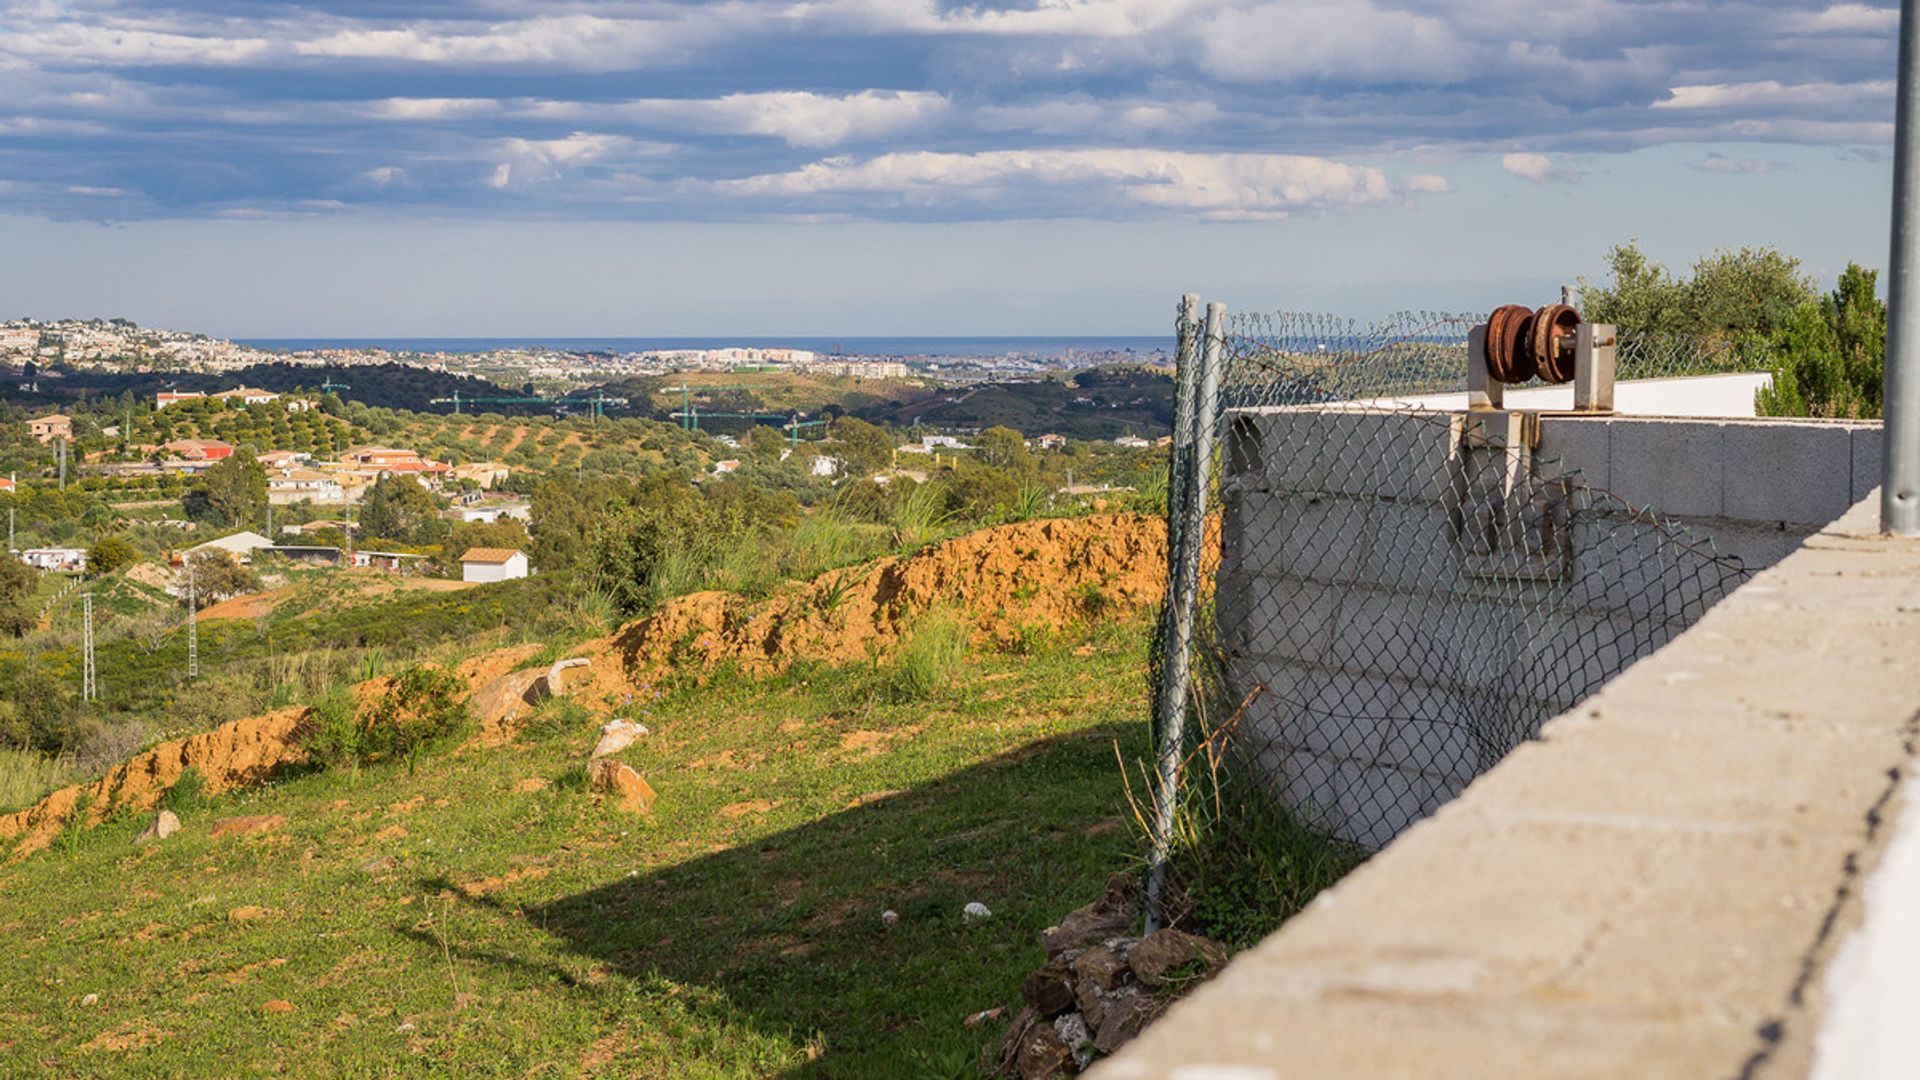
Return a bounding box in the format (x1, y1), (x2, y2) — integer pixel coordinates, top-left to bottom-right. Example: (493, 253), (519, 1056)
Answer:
(1198, 1), (1470, 85)
(717, 148), (1436, 219)
(489, 133), (655, 187)
(369, 98), (500, 121)
(1654, 80), (1895, 110)
(65, 185), (127, 196)
(1794, 4), (1900, 33)
(294, 13), (727, 69)
(1693, 153), (1783, 175)
(1501, 152), (1573, 184)
(1403, 174), (1450, 194)
(619, 90), (950, 147)
(360, 166), (405, 187)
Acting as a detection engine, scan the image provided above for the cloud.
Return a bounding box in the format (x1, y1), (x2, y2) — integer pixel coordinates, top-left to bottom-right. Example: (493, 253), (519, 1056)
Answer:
(619, 91), (951, 148)
(716, 148), (1439, 219)
(1654, 80), (1894, 111)
(368, 98), (500, 121)
(1794, 4), (1901, 34)
(1198, 1), (1471, 85)
(1692, 153), (1783, 174)
(1501, 152), (1575, 184)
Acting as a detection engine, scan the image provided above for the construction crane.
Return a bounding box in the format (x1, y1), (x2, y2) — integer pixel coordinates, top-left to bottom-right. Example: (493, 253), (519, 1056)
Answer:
(669, 407), (832, 446)
(319, 377), (352, 396)
(429, 389), (630, 422)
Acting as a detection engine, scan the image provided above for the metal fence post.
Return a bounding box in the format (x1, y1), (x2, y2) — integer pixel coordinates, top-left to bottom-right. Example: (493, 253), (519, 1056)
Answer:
(1145, 301), (1226, 933)
(1887, 0), (1920, 535)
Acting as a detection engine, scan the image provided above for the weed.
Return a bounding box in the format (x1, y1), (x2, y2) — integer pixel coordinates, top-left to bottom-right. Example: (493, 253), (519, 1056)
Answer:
(1005, 622), (1056, 657)
(161, 766), (212, 817)
(885, 609), (968, 702)
(521, 697), (592, 742)
(551, 762), (589, 792)
(0, 750), (74, 814)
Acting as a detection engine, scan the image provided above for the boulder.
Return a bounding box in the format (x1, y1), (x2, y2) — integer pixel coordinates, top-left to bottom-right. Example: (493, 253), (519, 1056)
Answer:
(1053, 1013), (1093, 1071)
(470, 668), (550, 728)
(210, 814), (284, 838)
(136, 810), (181, 845)
(588, 758), (656, 813)
(1021, 959), (1077, 1017)
(1041, 874), (1137, 957)
(1126, 928), (1228, 989)
(1091, 989), (1162, 1055)
(1070, 942), (1131, 992)
(591, 719), (648, 759)
(1013, 1016), (1076, 1079)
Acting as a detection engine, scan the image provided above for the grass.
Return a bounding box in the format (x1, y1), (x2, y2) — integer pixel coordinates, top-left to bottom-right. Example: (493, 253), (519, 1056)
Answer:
(0, 617), (1158, 1076)
(0, 749), (75, 814)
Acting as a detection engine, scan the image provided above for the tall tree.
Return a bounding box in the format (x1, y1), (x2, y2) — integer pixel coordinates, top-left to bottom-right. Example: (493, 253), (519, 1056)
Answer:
(0, 555), (34, 637)
(1757, 263), (1886, 419)
(191, 447), (267, 528)
(358, 474), (445, 545)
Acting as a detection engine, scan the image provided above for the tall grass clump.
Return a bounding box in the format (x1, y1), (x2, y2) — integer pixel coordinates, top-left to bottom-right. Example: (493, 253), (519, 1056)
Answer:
(0, 749), (75, 814)
(891, 481), (954, 550)
(884, 608), (969, 702)
(1128, 602), (1365, 948)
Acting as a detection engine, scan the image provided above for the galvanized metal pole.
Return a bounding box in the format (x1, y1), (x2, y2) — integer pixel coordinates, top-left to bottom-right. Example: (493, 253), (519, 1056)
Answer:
(1886, 0), (1920, 535)
(1145, 300), (1226, 933)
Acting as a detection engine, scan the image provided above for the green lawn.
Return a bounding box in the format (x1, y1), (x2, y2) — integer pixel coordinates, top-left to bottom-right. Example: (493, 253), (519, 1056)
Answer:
(0, 619), (1152, 1076)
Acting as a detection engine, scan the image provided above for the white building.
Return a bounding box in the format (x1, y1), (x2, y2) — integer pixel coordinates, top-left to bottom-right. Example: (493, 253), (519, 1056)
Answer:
(460, 547), (530, 583)
(20, 548), (86, 572)
(190, 530), (276, 562)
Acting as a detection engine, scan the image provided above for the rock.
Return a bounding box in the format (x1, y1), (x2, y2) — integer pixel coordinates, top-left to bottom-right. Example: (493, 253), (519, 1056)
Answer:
(545, 657), (591, 696)
(470, 668), (550, 728)
(80, 993), (98, 1007)
(137, 810), (180, 845)
(992, 1007), (1037, 1076)
(587, 758), (656, 813)
(880, 909), (900, 927)
(1070, 942), (1131, 992)
(591, 719), (648, 759)
(1091, 989), (1162, 1055)
(1127, 928), (1228, 989)
(1021, 958), (1078, 1017)
(210, 814), (284, 839)
(963, 901), (993, 923)
(1041, 874), (1136, 957)
(1074, 977), (1113, 1031)
(1012, 1015), (1076, 1079)
(1053, 1013), (1093, 1071)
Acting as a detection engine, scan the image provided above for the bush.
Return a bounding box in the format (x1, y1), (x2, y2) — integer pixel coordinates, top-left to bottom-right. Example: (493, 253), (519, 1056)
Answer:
(305, 666), (471, 774)
(161, 765), (211, 816)
(885, 609), (968, 702)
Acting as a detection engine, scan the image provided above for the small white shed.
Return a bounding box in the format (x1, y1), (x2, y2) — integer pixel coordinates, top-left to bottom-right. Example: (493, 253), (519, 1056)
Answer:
(460, 547), (529, 583)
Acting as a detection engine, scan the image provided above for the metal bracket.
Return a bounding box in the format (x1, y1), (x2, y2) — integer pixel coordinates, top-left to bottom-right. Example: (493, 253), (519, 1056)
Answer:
(1573, 322), (1617, 413)
(1447, 412), (1571, 582)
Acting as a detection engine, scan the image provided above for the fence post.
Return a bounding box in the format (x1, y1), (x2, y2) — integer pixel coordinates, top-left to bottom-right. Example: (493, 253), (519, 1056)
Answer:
(1145, 300), (1226, 933)
(1886, 0), (1920, 535)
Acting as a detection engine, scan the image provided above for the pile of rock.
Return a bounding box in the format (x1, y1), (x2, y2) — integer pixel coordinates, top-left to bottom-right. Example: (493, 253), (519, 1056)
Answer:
(993, 875), (1227, 1078)
(586, 719), (655, 813)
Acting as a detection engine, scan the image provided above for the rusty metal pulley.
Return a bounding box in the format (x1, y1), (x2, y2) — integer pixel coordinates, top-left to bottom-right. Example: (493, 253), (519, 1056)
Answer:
(1481, 302), (1583, 385)
(1484, 304), (1537, 384)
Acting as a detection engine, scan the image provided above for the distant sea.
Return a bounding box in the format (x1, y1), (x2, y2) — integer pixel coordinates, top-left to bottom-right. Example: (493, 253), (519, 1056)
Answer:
(235, 335), (1170, 359)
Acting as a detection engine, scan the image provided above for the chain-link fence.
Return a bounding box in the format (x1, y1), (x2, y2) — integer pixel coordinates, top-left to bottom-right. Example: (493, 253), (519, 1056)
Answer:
(1144, 305), (1757, 923)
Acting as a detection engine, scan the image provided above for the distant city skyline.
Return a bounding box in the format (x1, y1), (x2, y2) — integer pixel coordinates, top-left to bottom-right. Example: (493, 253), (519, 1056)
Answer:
(0, 2), (1901, 334)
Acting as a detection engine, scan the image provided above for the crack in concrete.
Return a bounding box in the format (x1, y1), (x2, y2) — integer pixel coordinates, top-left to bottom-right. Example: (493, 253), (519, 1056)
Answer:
(1734, 707), (1920, 1080)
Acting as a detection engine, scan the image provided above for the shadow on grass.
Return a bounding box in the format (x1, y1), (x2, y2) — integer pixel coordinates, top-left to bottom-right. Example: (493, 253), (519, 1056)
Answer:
(427, 721), (1143, 1077)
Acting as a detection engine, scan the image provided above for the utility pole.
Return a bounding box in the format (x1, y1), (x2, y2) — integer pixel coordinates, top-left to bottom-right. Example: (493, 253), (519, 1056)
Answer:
(56, 437), (66, 490)
(82, 592), (96, 702)
(186, 556), (198, 680)
(1887, 0), (1920, 534)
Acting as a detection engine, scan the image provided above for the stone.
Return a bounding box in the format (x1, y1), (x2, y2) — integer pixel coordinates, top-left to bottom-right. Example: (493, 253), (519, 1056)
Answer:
(137, 810), (181, 845)
(588, 758), (656, 813)
(1054, 1013), (1093, 1071)
(1091, 989), (1161, 1055)
(1126, 928), (1227, 988)
(1013, 1016), (1076, 1079)
(1041, 874), (1137, 957)
(1070, 942), (1132, 992)
(963, 901), (993, 923)
(591, 719), (649, 759)
(1021, 959), (1078, 1017)
(992, 1007), (1037, 1076)
(210, 814), (285, 839)
(880, 909), (900, 927)
(80, 993), (98, 1007)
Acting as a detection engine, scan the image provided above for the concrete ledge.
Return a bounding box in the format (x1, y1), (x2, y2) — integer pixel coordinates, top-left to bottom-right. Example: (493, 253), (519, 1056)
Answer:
(1096, 492), (1920, 1080)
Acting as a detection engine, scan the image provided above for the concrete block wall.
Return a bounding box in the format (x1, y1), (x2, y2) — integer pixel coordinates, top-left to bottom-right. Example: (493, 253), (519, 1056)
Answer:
(1219, 406), (1883, 847)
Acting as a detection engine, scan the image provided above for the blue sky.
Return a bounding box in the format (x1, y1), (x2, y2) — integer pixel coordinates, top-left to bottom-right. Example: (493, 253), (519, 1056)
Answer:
(0, 1), (1902, 335)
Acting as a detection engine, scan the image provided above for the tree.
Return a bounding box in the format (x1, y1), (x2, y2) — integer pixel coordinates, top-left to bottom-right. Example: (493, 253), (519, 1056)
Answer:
(977, 425), (1032, 473)
(191, 447), (267, 528)
(1757, 263), (1886, 419)
(1582, 241), (1816, 337)
(831, 416), (896, 476)
(359, 474), (445, 545)
(86, 535), (137, 577)
(0, 555), (34, 637)
(183, 549), (260, 605)
(743, 424), (787, 461)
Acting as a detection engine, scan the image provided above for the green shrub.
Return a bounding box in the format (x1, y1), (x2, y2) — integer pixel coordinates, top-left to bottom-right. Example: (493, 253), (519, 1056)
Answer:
(161, 765), (211, 816)
(302, 686), (365, 774)
(885, 609), (968, 702)
(304, 666), (470, 774)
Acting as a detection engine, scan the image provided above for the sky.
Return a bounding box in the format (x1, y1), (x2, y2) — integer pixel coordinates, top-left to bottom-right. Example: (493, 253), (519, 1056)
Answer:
(0, 0), (1903, 336)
